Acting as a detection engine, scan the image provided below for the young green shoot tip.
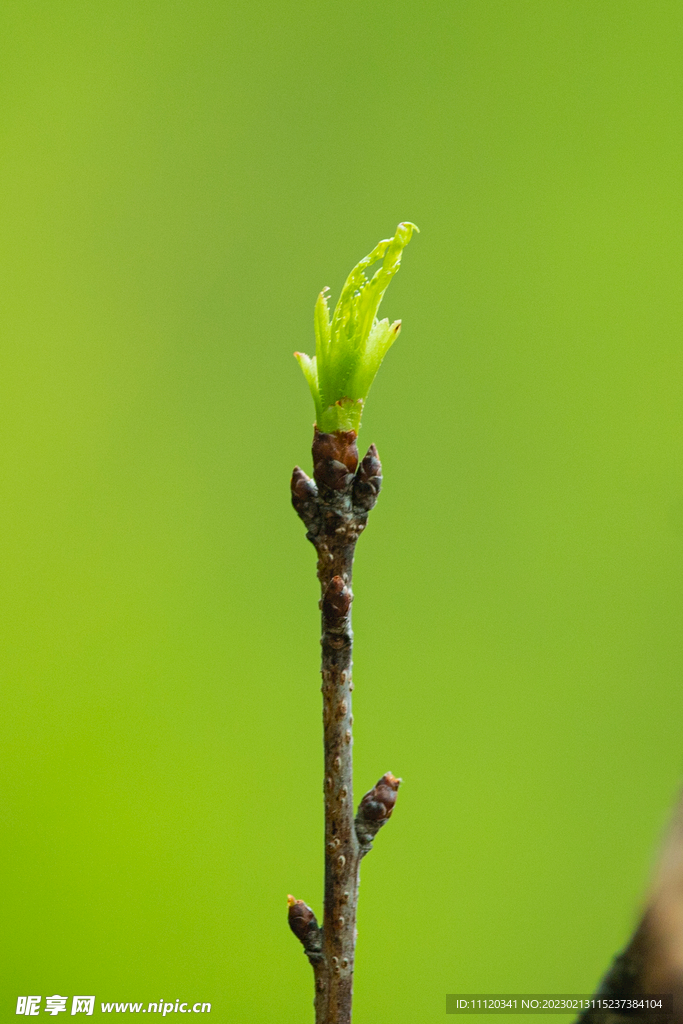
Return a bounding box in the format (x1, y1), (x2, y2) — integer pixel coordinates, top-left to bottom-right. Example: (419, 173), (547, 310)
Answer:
(295, 221), (418, 433)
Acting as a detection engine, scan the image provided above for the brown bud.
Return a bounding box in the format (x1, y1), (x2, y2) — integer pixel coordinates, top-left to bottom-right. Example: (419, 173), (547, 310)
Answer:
(291, 467), (320, 534)
(291, 466), (317, 505)
(358, 772), (400, 820)
(312, 428), (359, 493)
(287, 895), (320, 945)
(355, 772), (402, 852)
(353, 443), (382, 512)
(322, 575), (352, 622)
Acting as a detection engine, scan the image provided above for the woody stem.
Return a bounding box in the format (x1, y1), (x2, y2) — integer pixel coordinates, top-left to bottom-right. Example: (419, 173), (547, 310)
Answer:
(289, 428), (397, 1024)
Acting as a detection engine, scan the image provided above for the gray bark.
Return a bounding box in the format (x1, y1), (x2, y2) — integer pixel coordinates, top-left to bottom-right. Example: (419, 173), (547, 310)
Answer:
(288, 428), (400, 1024)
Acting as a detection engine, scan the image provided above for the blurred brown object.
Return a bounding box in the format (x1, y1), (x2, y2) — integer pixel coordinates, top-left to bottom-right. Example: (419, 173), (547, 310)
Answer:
(580, 792), (683, 1024)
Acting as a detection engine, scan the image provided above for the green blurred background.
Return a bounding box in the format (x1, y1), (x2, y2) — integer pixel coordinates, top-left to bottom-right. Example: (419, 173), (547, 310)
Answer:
(2, 0), (682, 1020)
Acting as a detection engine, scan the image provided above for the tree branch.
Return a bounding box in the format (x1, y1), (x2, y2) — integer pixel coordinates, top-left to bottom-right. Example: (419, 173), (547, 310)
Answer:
(579, 793), (683, 1024)
(288, 428), (401, 1024)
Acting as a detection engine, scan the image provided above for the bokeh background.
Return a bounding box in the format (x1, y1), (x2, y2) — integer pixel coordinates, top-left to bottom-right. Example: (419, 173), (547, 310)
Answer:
(2, 0), (683, 1020)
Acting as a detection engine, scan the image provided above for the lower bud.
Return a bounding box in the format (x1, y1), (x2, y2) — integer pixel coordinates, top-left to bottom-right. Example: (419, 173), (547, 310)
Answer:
(322, 576), (352, 622)
(355, 773), (402, 852)
(287, 895), (323, 962)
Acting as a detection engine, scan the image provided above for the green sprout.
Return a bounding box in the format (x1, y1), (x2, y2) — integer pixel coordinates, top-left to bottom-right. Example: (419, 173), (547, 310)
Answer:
(295, 221), (418, 433)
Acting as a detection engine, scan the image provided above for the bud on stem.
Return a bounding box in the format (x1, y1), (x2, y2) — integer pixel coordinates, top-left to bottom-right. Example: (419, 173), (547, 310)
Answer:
(287, 895), (323, 964)
(355, 773), (402, 854)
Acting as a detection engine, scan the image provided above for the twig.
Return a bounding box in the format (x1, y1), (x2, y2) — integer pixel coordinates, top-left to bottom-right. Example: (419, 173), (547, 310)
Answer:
(288, 427), (401, 1024)
(287, 221), (416, 1022)
(579, 793), (683, 1024)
